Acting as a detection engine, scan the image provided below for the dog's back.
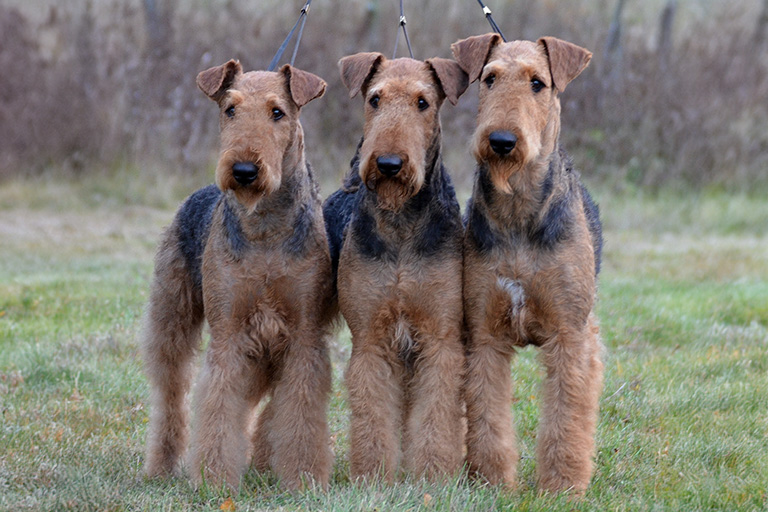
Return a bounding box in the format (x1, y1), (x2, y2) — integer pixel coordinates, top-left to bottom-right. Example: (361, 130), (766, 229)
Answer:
(323, 146), (364, 280)
(174, 184), (221, 290)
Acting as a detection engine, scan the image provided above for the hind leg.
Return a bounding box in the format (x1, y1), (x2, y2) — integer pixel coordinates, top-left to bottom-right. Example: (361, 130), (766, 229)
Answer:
(250, 384), (275, 473)
(537, 315), (604, 493)
(143, 241), (204, 478)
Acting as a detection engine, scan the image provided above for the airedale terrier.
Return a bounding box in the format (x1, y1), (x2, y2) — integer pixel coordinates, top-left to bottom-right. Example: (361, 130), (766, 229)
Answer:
(323, 53), (469, 482)
(142, 60), (333, 490)
(451, 34), (604, 493)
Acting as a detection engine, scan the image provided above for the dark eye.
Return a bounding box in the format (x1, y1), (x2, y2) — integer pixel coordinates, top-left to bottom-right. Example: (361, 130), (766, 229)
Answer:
(225, 105), (235, 118)
(531, 78), (545, 93)
(417, 97), (429, 111)
(369, 95), (380, 109)
(484, 74), (496, 88)
(272, 108), (284, 120)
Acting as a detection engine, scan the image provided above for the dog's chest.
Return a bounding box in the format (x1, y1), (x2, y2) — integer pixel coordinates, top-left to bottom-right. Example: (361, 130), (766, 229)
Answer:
(339, 247), (462, 325)
(468, 245), (551, 346)
(349, 189), (461, 261)
(204, 249), (316, 350)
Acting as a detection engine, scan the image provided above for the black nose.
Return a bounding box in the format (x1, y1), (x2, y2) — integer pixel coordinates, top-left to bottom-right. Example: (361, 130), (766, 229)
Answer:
(232, 162), (259, 186)
(488, 130), (517, 156)
(376, 155), (403, 177)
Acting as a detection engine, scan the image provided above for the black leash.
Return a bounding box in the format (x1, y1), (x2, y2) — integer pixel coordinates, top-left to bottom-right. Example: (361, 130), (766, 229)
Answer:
(392, 0), (414, 59)
(267, 0), (312, 71)
(476, 0), (507, 42)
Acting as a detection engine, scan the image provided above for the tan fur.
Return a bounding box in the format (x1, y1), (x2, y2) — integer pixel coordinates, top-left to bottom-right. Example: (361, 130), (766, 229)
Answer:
(452, 35), (604, 494)
(142, 61), (333, 491)
(335, 54), (468, 482)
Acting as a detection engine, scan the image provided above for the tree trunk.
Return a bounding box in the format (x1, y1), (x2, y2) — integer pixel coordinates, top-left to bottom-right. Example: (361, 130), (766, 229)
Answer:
(657, 0), (677, 72)
(755, 0), (768, 45)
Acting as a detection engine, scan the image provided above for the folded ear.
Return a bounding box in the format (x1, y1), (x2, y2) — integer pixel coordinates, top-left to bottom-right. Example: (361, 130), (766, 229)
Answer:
(538, 36), (592, 92)
(338, 52), (385, 98)
(197, 59), (242, 103)
(426, 57), (469, 105)
(280, 64), (326, 107)
(450, 33), (502, 83)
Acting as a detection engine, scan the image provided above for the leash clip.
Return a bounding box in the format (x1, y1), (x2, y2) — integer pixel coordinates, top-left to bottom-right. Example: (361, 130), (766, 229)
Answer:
(393, 0), (414, 59)
(476, 0), (507, 42)
(267, 0), (313, 71)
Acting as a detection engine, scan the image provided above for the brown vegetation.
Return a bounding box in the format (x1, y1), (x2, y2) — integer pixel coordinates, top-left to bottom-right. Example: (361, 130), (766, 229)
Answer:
(1, 0), (766, 190)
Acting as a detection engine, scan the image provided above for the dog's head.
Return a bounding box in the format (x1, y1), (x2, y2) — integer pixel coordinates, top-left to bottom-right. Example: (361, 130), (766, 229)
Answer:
(452, 35), (591, 194)
(197, 60), (326, 210)
(339, 53), (468, 211)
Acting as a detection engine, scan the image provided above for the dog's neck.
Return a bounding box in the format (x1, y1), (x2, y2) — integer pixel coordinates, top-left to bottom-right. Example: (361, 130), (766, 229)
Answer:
(473, 144), (565, 231)
(280, 122), (306, 176)
(422, 125), (444, 187)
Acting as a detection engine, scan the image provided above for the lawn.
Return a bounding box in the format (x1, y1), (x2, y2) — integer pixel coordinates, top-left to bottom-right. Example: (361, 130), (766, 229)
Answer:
(1, 175), (766, 511)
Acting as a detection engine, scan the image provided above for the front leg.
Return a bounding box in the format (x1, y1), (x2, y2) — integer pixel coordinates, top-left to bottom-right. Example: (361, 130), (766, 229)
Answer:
(464, 329), (518, 488)
(402, 323), (465, 479)
(536, 314), (604, 493)
(266, 336), (333, 490)
(188, 333), (261, 489)
(346, 336), (405, 483)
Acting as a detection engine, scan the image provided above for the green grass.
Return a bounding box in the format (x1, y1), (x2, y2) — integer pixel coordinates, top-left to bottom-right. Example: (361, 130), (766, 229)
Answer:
(1, 176), (767, 510)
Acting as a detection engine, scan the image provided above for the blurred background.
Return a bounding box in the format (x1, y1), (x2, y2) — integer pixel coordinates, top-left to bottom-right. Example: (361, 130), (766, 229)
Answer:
(1, 0), (767, 195)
